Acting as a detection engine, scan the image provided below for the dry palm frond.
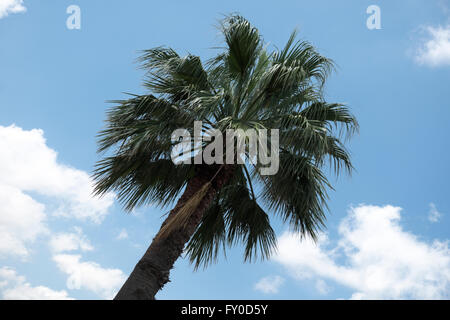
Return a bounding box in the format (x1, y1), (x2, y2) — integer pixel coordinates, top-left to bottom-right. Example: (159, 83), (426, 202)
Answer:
(155, 182), (212, 240)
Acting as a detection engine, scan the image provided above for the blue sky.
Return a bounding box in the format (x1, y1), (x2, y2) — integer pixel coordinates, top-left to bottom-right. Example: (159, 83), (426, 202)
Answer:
(0, 0), (449, 299)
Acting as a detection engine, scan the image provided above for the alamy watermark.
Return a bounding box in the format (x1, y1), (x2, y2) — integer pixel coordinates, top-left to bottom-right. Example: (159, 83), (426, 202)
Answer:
(171, 121), (280, 176)
(66, 5), (81, 30)
(367, 5), (381, 30)
(64, 5), (380, 31)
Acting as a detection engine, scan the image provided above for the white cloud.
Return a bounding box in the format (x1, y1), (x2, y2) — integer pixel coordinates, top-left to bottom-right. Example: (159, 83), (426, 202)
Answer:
(0, 267), (72, 300)
(0, 125), (114, 224)
(254, 275), (285, 294)
(274, 205), (450, 299)
(0, 184), (48, 258)
(53, 254), (126, 299)
(49, 227), (94, 253)
(0, 0), (26, 19)
(428, 203), (443, 223)
(0, 124), (120, 299)
(415, 25), (450, 67)
(0, 125), (114, 258)
(315, 279), (331, 295)
(116, 229), (129, 240)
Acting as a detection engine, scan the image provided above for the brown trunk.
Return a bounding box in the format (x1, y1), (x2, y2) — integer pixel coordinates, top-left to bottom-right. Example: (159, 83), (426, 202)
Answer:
(114, 164), (234, 300)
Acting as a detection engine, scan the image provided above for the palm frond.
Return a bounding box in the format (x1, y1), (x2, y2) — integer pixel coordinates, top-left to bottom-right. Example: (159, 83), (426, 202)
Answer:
(220, 14), (262, 79)
(187, 167), (276, 269)
(94, 14), (358, 268)
(254, 151), (331, 240)
(93, 156), (193, 211)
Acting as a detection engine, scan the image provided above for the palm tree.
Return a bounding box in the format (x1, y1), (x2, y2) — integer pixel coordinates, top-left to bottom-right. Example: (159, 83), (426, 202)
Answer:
(93, 14), (358, 300)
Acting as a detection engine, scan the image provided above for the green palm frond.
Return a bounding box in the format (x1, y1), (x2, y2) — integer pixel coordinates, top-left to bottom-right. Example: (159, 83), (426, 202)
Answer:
(93, 14), (358, 268)
(186, 167), (276, 269)
(253, 152), (331, 239)
(93, 156), (194, 211)
(220, 14), (263, 79)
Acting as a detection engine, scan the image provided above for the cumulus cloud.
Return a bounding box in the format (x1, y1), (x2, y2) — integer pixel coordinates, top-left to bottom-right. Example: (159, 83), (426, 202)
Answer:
(428, 203), (443, 223)
(49, 227), (94, 253)
(0, 0), (26, 19)
(53, 254), (126, 299)
(414, 25), (450, 67)
(254, 275), (285, 294)
(274, 205), (450, 299)
(0, 124), (122, 299)
(0, 125), (114, 224)
(0, 184), (48, 258)
(0, 125), (114, 258)
(0, 267), (72, 300)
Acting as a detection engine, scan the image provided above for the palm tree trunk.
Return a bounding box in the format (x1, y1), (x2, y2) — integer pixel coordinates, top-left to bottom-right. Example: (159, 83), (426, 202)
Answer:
(114, 164), (234, 300)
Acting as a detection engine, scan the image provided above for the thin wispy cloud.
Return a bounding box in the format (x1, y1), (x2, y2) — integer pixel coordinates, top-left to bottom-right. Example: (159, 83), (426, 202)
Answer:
(429, 202), (443, 223)
(439, 0), (450, 15)
(254, 275), (285, 294)
(116, 229), (129, 240)
(315, 279), (331, 295)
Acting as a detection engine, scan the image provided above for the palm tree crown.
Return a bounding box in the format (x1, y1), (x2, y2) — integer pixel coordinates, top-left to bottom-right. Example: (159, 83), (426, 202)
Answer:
(93, 15), (358, 270)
